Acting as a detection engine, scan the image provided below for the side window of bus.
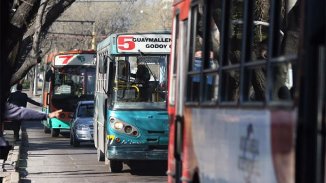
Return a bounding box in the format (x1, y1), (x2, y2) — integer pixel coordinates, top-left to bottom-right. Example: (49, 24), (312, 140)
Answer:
(240, 1), (298, 102)
(218, 1), (244, 103)
(186, 3), (221, 104)
(269, 2), (299, 102)
(107, 61), (115, 93)
(99, 55), (107, 74)
(220, 1), (298, 104)
(186, 5), (204, 103)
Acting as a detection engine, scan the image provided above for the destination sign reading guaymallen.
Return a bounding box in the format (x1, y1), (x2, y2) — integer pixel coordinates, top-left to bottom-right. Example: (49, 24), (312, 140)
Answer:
(54, 54), (95, 66)
(117, 34), (171, 53)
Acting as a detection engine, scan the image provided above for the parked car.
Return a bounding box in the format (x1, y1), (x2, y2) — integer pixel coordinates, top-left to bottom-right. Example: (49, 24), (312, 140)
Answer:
(70, 100), (94, 147)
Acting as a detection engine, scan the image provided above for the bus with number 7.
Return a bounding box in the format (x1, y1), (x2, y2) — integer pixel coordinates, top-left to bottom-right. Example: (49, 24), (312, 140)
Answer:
(94, 32), (171, 172)
(42, 49), (96, 137)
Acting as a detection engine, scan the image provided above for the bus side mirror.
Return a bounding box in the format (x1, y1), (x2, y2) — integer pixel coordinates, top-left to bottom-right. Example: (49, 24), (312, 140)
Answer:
(107, 62), (114, 94)
(45, 69), (53, 82)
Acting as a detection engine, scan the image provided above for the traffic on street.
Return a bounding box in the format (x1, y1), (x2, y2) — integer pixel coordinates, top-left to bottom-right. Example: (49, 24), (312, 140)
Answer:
(18, 101), (166, 183)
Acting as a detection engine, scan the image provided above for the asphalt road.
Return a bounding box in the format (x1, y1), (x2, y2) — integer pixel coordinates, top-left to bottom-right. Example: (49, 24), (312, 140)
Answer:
(18, 101), (167, 183)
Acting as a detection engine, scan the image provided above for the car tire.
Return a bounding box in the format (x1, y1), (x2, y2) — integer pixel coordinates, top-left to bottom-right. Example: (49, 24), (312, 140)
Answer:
(97, 148), (105, 162)
(70, 131), (73, 146)
(72, 134), (80, 147)
(109, 160), (123, 173)
(51, 128), (60, 137)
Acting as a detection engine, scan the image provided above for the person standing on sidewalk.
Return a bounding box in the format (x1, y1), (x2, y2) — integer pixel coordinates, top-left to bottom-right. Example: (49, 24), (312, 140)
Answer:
(7, 83), (42, 141)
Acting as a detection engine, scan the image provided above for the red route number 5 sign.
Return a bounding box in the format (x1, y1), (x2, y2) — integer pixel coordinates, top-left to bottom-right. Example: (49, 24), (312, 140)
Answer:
(118, 36), (135, 50)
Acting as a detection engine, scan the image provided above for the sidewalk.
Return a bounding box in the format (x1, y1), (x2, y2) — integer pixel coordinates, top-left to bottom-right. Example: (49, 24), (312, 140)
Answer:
(0, 93), (42, 183)
(0, 129), (20, 183)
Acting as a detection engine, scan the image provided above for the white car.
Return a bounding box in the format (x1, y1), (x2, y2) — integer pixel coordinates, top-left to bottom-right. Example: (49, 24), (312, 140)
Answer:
(70, 100), (94, 147)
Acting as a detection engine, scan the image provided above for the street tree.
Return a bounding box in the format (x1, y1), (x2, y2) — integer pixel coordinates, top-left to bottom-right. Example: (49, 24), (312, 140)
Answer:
(5, 0), (77, 90)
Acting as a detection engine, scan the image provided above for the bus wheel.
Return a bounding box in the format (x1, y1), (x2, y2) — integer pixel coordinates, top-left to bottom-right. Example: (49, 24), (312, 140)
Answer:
(44, 126), (51, 134)
(109, 160), (123, 173)
(51, 129), (60, 137)
(97, 148), (104, 162)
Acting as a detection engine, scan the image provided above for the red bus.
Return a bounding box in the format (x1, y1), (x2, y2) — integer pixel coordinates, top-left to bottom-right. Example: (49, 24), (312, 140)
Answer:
(167, 0), (325, 183)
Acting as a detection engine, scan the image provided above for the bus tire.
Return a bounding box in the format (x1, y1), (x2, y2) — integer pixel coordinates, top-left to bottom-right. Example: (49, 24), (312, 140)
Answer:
(51, 128), (60, 137)
(109, 160), (123, 173)
(97, 148), (105, 162)
(44, 126), (51, 134)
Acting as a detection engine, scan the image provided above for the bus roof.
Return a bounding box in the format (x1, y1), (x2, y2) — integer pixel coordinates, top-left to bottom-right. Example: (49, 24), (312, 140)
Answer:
(46, 49), (96, 66)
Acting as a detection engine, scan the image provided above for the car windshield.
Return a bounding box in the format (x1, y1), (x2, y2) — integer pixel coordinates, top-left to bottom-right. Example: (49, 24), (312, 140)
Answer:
(77, 104), (94, 117)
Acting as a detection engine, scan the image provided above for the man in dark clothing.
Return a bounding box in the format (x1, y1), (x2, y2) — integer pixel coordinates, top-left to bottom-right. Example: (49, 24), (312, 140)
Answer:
(130, 64), (151, 101)
(8, 84), (41, 107)
(4, 102), (61, 141)
(7, 84), (41, 140)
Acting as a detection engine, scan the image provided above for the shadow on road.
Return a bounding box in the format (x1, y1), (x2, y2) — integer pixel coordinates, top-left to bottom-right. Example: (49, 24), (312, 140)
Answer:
(128, 160), (167, 176)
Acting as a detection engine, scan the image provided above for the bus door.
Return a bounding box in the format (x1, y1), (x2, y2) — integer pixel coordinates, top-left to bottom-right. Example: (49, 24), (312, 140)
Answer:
(295, 0), (325, 182)
(174, 22), (187, 183)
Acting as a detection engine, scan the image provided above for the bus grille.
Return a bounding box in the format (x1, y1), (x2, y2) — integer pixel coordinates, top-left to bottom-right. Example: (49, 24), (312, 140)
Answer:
(147, 130), (164, 134)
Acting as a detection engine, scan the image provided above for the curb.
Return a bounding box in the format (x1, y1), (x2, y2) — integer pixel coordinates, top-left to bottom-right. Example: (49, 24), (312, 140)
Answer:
(1, 143), (20, 183)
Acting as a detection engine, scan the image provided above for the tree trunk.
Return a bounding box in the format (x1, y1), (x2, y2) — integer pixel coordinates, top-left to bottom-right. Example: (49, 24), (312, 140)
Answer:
(10, 0), (76, 86)
(7, 0), (39, 57)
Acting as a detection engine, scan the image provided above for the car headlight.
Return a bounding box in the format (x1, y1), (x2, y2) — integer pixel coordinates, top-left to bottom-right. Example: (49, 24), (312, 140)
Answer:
(109, 117), (139, 136)
(76, 124), (90, 130)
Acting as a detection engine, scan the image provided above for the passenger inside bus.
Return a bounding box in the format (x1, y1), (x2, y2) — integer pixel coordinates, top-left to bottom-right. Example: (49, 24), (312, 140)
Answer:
(130, 64), (151, 101)
(190, 51), (218, 101)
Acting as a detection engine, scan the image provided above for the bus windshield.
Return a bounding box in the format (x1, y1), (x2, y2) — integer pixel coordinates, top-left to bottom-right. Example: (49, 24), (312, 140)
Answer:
(111, 55), (168, 110)
(53, 66), (95, 96)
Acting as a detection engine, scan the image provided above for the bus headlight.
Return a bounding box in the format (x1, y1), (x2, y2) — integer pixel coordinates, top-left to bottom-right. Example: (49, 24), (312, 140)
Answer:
(124, 125), (133, 133)
(110, 117), (139, 136)
(113, 122), (124, 130)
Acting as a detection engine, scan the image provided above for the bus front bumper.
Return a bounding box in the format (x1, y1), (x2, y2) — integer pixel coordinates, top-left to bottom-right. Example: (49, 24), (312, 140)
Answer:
(107, 145), (168, 160)
(50, 118), (70, 129)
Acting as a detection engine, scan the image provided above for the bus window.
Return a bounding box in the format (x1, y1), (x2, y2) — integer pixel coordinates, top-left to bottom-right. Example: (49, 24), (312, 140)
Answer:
(187, 5), (204, 103)
(219, 0), (245, 102)
(203, 0), (221, 103)
(112, 55), (168, 105)
(98, 54), (107, 74)
(186, 2), (221, 104)
(219, 0), (297, 103)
